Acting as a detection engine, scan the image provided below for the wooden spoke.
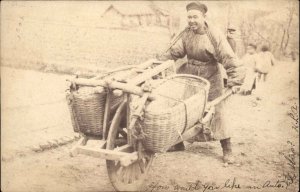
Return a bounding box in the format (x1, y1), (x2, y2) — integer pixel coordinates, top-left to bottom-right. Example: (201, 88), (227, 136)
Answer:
(138, 159), (145, 174)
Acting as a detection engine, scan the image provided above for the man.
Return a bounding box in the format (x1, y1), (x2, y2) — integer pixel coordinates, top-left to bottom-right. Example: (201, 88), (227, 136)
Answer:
(158, 2), (246, 164)
(222, 24), (237, 87)
(255, 44), (276, 82)
(240, 43), (258, 94)
(227, 25), (237, 53)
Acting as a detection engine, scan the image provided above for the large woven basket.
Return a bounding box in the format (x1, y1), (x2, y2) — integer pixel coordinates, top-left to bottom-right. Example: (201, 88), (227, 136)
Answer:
(130, 74), (210, 152)
(66, 87), (107, 136)
(66, 67), (137, 136)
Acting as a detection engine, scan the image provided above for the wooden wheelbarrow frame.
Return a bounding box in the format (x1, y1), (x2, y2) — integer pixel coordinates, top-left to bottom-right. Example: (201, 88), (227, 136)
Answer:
(67, 59), (234, 191)
(69, 60), (177, 165)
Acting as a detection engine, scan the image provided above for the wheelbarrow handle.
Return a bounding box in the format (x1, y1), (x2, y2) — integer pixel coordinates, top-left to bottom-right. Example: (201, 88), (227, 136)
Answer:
(201, 87), (238, 123)
(205, 88), (236, 109)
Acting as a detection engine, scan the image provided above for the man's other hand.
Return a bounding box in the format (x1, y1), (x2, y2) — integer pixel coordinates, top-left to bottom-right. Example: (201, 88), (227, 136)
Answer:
(231, 86), (240, 94)
(239, 85), (252, 95)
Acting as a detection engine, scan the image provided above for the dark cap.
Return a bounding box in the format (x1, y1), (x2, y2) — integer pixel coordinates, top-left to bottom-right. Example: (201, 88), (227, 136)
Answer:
(261, 44), (270, 52)
(227, 24), (236, 31)
(186, 2), (208, 14)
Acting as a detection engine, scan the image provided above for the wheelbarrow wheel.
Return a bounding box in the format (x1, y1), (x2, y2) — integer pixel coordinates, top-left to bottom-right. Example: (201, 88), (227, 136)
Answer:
(106, 101), (154, 191)
(106, 151), (154, 191)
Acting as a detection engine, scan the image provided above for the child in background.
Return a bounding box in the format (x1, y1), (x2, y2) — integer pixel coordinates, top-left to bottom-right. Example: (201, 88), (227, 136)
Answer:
(240, 43), (258, 95)
(255, 45), (276, 82)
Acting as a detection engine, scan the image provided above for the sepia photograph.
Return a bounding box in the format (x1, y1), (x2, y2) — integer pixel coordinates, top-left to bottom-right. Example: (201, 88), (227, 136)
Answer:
(1, 1), (299, 191)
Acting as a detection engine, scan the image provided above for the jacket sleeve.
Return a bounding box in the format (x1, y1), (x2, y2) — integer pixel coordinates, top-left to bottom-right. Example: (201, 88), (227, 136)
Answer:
(213, 30), (245, 87)
(158, 37), (186, 61)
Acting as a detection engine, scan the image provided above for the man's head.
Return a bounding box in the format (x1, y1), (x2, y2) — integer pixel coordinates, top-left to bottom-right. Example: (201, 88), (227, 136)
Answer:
(246, 43), (257, 55)
(227, 25), (236, 38)
(227, 28), (236, 35)
(261, 44), (269, 52)
(186, 2), (207, 32)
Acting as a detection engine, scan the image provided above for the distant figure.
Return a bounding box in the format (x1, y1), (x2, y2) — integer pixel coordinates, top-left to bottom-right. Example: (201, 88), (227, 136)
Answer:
(255, 45), (276, 82)
(240, 43), (258, 94)
(227, 25), (237, 53)
(222, 25), (237, 87)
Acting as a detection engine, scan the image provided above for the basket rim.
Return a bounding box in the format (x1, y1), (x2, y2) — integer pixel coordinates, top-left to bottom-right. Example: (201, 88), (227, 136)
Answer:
(152, 74), (210, 92)
(143, 90), (206, 115)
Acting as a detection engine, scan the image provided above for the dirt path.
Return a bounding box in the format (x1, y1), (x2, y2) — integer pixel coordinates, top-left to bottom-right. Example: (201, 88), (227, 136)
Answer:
(1, 61), (299, 192)
(1, 67), (77, 159)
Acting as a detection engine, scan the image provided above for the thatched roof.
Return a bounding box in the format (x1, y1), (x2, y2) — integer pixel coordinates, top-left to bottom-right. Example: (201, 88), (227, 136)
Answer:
(102, 2), (155, 16)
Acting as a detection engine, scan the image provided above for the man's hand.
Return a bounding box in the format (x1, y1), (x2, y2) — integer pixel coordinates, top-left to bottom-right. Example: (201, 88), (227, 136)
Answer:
(239, 85), (252, 95)
(231, 86), (240, 94)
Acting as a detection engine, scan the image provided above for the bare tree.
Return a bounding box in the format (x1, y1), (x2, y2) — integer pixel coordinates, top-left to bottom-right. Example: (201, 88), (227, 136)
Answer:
(282, 2), (296, 52)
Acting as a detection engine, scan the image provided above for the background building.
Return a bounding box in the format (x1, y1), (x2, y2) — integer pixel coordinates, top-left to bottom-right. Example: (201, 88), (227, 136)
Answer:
(101, 2), (170, 28)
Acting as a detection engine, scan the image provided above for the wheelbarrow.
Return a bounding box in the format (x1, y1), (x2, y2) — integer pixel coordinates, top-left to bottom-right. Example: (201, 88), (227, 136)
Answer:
(67, 59), (234, 191)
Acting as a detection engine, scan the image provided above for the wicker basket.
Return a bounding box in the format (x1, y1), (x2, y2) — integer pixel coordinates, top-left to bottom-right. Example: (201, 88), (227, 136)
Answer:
(66, 67), (136, 136)
(129, 74), (210, 152)
(66, 87), (107, 136)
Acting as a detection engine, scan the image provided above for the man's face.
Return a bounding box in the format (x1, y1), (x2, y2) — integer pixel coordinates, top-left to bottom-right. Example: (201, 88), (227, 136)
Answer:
(187, 10), (205, 31)
(227, 30), (235, 38)
(247, 46), (256, 54)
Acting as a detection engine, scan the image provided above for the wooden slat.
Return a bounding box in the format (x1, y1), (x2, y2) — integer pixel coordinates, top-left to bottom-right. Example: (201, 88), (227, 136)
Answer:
(67, 78), (157, 101)
(70, 137), (87, 157)
(76, 146), (138, 166)
(114, 144), (133, 153)
(70, 137), (107, 157)
(128, 60), (175, 85)
(67, 60), (174, 100)
(136, 59), (158, 69)
(113, 59), (158, 81)
(109, 59), (160, 94)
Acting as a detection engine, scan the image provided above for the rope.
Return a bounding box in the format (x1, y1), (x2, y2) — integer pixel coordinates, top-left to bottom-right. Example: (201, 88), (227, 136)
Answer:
(150, 76), (210, 137)
(154, 91), (188, 137)
(164, 27), (190, 54)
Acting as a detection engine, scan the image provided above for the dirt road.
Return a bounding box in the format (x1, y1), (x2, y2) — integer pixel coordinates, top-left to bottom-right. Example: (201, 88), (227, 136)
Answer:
(1, 60), (299, 192)
(1, 67), (77, 159)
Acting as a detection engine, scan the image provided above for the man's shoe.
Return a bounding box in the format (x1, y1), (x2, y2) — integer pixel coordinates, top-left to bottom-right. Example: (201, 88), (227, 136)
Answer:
(220, 138), (235, 164)
(223, 150), (235, 164)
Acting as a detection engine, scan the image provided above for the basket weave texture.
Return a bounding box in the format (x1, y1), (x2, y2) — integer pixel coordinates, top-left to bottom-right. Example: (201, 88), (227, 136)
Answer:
(130, 75), (209, 152)
(67, 87), (107, 136)
(66, 68), (135, 136)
